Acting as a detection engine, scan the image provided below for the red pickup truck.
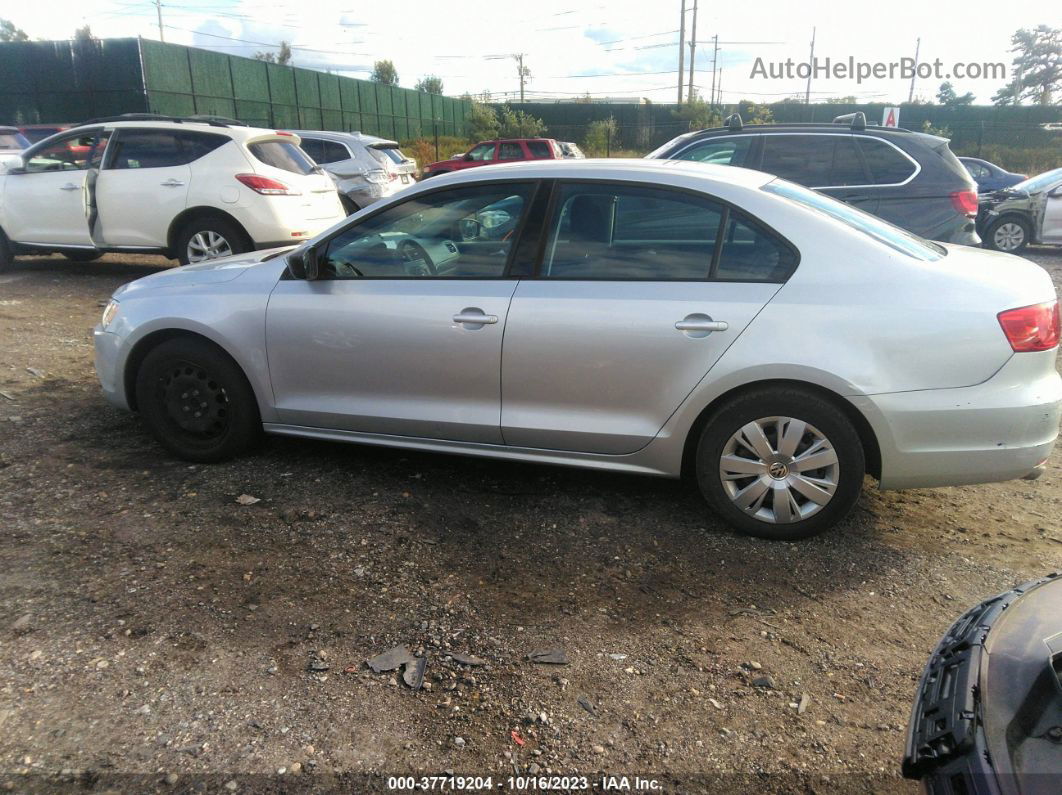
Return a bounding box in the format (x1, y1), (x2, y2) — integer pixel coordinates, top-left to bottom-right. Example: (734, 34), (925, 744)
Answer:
(422, 138), (562, 178)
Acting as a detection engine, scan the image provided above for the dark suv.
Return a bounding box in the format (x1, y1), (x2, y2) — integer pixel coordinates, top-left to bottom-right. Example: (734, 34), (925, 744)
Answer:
(647, 113), (979, 245)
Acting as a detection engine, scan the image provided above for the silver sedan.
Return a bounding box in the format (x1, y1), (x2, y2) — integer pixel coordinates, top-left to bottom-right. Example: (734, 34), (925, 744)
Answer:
(94, 160), (1062, 540)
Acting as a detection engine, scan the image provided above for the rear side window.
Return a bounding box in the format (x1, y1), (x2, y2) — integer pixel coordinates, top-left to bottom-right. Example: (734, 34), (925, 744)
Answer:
(108, 130), (226, 169)
(374, 146), (407, 164)
(527, 141), (552, 158)
(675, 137), (753, 167)
(857, 138), (916, 184)
(309, 140), (350, 164)
(499, 142), (524, 160)
(541, 183), (795, 282)
(248, 140), (316, 175)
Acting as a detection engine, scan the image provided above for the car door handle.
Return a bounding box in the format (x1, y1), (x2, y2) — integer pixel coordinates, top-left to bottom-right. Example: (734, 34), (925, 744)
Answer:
(59, 183), (80, 191)
(160, 179), (185, 187)
(675, 316), (728, 333)
(453, 308), (498, 326)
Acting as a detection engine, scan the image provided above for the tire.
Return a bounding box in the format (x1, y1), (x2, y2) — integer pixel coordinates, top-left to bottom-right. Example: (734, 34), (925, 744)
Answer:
(984, 216), (1030, 253)
(175, 216), (250, 266)
(0, 231), (12, 273)
(63, 250), (103, 262)
(695, 387), (865, 540)
(134, 337), (261, 462)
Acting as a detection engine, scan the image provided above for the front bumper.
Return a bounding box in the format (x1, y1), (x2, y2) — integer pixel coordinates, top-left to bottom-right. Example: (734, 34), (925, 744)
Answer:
(93, 326), (129, 411)
(857, 351), (1062, 489)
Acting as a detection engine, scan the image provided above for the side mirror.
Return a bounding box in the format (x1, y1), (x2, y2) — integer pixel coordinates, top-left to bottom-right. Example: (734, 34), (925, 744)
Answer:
(463, 153), (474, 161)
(286, 245), (320, 280)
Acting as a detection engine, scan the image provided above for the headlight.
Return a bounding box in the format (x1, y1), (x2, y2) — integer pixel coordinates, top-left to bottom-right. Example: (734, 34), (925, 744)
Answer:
(101, 299), (120, 329)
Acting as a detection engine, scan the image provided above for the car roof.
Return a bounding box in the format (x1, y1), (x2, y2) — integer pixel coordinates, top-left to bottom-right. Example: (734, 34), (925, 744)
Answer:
(290, 129), (400, 147)
(419, 157), (774, 188)
(0, 126), (19, 133)
(62, 119), (286, 140)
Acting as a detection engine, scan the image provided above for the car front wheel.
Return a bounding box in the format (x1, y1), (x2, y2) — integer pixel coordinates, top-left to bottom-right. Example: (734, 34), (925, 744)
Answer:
(135, 338), (261, 462)
(985, 217), (1030, 252)
(696, 387), (865, 540)
(176, 218), (250, 265)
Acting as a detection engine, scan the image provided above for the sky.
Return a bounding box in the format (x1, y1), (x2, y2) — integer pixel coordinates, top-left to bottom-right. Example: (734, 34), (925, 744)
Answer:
(5, 0), (1056, 104)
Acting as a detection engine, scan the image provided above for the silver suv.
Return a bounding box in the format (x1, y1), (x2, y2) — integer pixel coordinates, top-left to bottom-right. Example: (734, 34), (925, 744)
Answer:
(293, 130), (416, 214)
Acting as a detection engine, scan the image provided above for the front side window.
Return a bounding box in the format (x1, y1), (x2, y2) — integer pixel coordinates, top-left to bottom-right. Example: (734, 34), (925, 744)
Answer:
(467, 143), (496, 161)
(106, 129), (227, 170)
(22, 130), (104, 172)
(319, 183), (535, 280)
(760, 134), (836, 185)
(249, 140), (316, 175)
(675, 137), (753, 167)
(857, 138), (917, 185)
(764, 178), (944, 261)
(527, 141), (552, 158)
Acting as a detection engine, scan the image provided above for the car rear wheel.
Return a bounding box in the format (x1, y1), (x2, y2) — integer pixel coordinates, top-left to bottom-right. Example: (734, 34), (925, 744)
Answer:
(986, 217), (1030, 252)
(176, 217), (249, 265)
(135, 338), (261, 462)
(63, 251), (103, 262)
(695, 387), (865, 540)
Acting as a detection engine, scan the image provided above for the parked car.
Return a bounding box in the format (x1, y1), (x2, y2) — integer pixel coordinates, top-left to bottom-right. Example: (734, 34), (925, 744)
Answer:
(647, 112), (980, 245)
(958, 156), (1026, 192)
(559, 141), (586, 159)
(977, 167), (1062, 252)
(422, 138), (561, 178)
(293, 130), (416, 213)
(0, 115), (345, 267)
(903, 573), (1062, 793)
(19, 123), (76, 144)
(92, 159), (1060, 540)
(0, 125), (30, 171)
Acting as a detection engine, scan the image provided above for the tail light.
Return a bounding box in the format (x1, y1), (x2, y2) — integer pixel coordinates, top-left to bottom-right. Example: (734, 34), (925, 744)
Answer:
(997, 300), (1061, 352)
(235, 173), (300, 196)
(950, 188), (978, 217)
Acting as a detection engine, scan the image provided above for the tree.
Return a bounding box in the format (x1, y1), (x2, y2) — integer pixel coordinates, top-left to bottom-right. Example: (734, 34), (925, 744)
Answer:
(821, 95), (859, 104)
(497, 106), (547, 137)
(254, 41), (293, 65)
(582, 117), (618, 154)
(0, 19), (29, 42)
(415, 75), (444, 95)
(73, 24), (95, 42)
(671, 95), (722, 131)
(993, 25), (1061, 106)
(936, 81), (974, 106)
(371, 59), (399, 86)
(466, 103), (500, 141)
(735, 100), (774, 123)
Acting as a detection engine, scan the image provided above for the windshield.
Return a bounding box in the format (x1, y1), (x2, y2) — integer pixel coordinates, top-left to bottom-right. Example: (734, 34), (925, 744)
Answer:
(0, 131), (30, 150)
(1009, 168), (1062, 194)
(763, 179), (946, 261)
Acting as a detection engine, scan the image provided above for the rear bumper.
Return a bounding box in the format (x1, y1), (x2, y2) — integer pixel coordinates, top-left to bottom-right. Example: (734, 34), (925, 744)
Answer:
(856, 351), (1061, 489)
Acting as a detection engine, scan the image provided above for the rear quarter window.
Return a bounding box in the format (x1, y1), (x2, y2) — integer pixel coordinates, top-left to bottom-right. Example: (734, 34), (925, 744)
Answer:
(248, 140), (316, 175)
(527, 141), (552, 158)
(857, 138), (917, 185)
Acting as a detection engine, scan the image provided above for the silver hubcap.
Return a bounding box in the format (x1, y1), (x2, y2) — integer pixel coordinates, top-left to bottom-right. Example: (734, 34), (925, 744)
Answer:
(186, 231), (233, 263)
(719, 416), (840, 524)
(993, 222), (1024, 251)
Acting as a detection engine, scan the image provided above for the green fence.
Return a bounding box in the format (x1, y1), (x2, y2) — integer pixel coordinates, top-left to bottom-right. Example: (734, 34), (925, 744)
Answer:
(0, 38), (471, 139)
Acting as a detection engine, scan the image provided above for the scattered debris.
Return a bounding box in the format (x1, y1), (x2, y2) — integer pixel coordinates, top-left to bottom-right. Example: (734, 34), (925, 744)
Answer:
(308, 656), (330, 673)
(527, 648), (568, 665)
(403, 656), (427, 691)
(11, 613), (32, 634)
(510, 730), (525, 746)
(729, 607), (776, 617)
(26, 367), (45, 378)
(708, 698), (723, 710)
(0, 390), (15, 401)
(798, 693), (810, 714)
(577, 696), (596, 716)
(450, 652), (486, 667)
(751, 675), (777, 689)
(607, 653), (627, 661)
(235, 494), (261, 506)
(367, 646), (415, 673)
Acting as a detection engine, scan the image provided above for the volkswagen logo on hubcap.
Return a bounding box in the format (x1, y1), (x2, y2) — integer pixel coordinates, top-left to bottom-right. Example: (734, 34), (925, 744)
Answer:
(768, 461), (790, 479)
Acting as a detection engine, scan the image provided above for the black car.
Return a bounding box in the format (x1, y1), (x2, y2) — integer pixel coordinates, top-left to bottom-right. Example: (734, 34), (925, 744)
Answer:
(648, 112), (980, 245)
(977, 167), (1062, 252)
(902, 573), (1062, 794)
(959, 156), (1027, 193)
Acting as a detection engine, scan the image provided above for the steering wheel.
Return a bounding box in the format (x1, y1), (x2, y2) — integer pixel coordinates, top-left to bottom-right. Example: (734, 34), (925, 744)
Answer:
(398, 239), (436, 276)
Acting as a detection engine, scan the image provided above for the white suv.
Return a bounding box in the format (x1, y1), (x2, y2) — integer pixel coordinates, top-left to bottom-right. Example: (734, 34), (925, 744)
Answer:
(0, 115), (345, 268)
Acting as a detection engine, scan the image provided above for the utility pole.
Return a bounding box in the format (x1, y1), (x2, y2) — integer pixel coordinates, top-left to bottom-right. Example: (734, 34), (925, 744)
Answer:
(677, 0), (686, 105)
(709, 33), (719, 107)
(804, 26), (815, 105)
(907, 37), (921, 103)
(514, 53), (529, 102)
(687, 0), (698, 103)
(155, 0), (164, 42)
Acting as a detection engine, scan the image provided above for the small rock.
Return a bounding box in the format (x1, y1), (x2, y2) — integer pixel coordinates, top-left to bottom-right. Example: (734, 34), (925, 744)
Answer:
(528, 763), (541, 775)
(164, 773), (178, 785)
(607, 653), (627, 661)
(136, 704), (151, 715)
(224, 781), (237, 792)
(591, 744), (605, 754)
(527, 648), (568, 665)
(290, 762), (302, 774)
(751, 675), (777, 689)
(746, 661), (762, 670)
(450, 652), (486, 667)
(11, 614), (32, 634)
(798, 693), (810, 714)
(708, 698), (723, 709)
(235, 494), (261, 505)
(453, 736), (466, 749)
(277, 767), (287, 775)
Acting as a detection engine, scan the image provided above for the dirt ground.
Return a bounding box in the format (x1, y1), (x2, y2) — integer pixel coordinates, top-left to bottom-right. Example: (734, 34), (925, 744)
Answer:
(1, 250), (1060, 794)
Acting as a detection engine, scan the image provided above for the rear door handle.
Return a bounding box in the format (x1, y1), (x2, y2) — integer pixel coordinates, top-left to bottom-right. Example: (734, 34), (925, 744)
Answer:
(160, 178), (185, 187)
(675, 315), (728, 333)
(59, 183), (80, 191)
(453, 308), (498, 327)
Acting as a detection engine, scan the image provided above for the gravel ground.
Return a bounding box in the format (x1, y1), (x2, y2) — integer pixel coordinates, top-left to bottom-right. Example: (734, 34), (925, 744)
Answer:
(0, 249), (1060, 794)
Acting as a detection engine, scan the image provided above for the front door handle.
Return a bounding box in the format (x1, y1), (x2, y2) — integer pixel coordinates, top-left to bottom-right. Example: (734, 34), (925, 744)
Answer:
(160, 178), (185, 187)
(453, 308), (498, 327)
(675, 314), (728, 337)
(59, 183), (80, 191)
